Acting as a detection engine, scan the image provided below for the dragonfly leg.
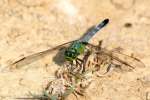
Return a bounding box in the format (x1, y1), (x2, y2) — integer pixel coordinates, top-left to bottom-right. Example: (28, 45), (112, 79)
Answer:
(98, 40), (103, 49)
(82, 50), (92, 73)
(75, 58), (84, 72)
(76, 56), (93, 73)
(102, 63), (115, 75)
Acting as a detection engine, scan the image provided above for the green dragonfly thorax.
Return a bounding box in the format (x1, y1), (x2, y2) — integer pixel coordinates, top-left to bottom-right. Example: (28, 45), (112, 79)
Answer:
(64, 41), (86, 62)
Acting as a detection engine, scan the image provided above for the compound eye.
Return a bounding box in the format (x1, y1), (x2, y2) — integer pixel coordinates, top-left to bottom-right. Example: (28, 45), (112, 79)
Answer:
(71, 52), (74, 56)
(68, 52), (71, 57)
(67, 52), (71, 57)
(65, 51), (72, 57)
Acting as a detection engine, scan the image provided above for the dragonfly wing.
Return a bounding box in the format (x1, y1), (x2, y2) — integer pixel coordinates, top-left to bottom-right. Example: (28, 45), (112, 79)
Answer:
(85, 43), (145, 72)
(5, 40), (75, 70)
(101, 48), (145, 71)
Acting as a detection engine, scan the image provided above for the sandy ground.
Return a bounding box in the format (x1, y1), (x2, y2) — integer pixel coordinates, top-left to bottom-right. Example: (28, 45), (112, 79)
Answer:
(0, 0), (150, 100)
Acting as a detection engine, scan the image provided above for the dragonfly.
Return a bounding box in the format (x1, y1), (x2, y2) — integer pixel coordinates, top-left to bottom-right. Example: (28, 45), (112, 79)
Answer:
(3, 18), (145, 72)
(4, 19), (108, 69)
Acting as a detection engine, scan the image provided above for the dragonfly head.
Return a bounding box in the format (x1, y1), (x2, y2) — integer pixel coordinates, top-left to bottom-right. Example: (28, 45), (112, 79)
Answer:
(64, 48), (77, 62)
(64, 41), (85, 62)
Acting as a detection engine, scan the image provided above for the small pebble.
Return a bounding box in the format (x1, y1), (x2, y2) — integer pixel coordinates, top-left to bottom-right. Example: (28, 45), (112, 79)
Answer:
(124, 22), (132, 28)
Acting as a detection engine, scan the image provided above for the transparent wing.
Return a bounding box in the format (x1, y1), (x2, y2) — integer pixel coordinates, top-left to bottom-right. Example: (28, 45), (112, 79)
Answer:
(86, 42), (145, 72)
(100, 48), (145, 71)
(4, 40), (75, 70)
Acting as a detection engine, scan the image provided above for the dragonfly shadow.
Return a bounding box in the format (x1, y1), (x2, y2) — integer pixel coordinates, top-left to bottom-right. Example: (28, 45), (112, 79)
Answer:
(52, 47), (67, 66)
(3, 19), (112, 71)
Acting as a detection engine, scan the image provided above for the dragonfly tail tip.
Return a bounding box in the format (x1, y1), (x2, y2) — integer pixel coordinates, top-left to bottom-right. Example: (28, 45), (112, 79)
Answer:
(104, 18), (109, 24)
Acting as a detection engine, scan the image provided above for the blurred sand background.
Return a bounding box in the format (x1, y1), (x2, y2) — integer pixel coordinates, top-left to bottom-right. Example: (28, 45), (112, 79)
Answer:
(0, 0), (150, 100)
